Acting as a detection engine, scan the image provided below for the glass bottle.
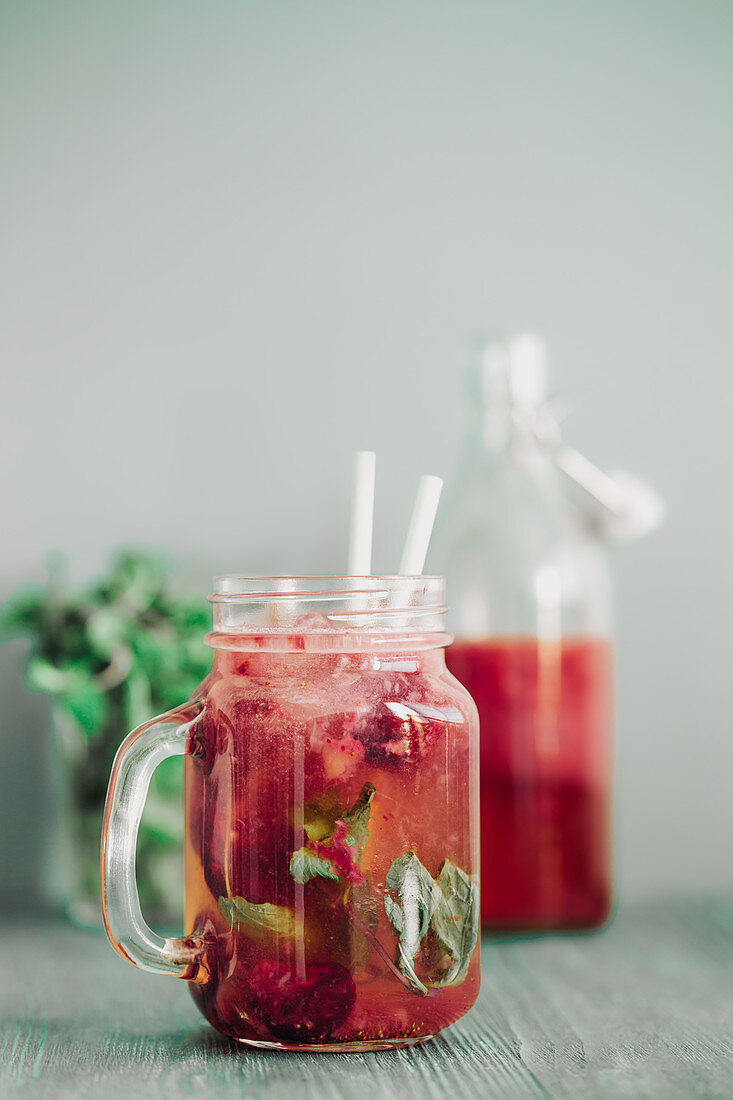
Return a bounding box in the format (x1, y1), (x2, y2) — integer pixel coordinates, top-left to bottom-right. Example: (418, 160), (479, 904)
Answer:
(432, 334), (613, 930)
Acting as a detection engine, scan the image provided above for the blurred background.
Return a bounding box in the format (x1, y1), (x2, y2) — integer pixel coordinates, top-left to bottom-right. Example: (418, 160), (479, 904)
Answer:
(1, 0), (731, 914)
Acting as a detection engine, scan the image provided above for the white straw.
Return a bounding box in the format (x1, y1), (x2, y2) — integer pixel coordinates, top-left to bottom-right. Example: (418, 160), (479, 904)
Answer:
(347, 451), (376, 575)
(399, 475), (443, 575)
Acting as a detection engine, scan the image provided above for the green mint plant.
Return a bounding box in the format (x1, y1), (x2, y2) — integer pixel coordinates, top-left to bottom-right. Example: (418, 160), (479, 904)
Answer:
(1, 550), (211, 924)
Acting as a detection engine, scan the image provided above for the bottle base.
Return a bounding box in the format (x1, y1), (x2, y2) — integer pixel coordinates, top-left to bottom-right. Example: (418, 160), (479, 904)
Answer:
(230, 1035), (435, 1053)
(481, 897), (613, 934)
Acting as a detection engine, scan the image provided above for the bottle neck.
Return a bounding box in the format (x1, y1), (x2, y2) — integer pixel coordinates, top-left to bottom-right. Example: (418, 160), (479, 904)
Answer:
(462, 334), (550, 465)
(463, 393), (550, 475)
(482, 403), (540, 454)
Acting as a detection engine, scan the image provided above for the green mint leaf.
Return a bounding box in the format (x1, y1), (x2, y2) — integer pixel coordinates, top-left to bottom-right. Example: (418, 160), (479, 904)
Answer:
(295, 782), (376, 884)
(290, 848), (339, 884)
(86, 607), (128, 658)
(303, 788), (344, 843)
(61, 686), (108, 736)
(427, 860), (480, 986)
(31, 659), (109, 734)
(342, 782), (375, 859)
(384, 851), (442, 995)
(0, 586), (44, 638)
(26, 657), (79, 695)
(218, 895), (302, 941)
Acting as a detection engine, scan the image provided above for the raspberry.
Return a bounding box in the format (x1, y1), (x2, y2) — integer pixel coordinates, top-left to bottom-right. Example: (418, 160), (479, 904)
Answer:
(353, 700), (445, 769)
(216, 958), (357, 1042)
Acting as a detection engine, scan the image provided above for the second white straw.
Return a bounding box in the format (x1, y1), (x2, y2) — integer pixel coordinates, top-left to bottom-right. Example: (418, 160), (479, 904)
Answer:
(347, 450), (376, 575)
(399, 474), (443, 575)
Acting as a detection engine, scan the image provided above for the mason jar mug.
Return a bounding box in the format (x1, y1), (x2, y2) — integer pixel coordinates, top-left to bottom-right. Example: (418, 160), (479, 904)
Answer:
(101, 576), (480, 1051)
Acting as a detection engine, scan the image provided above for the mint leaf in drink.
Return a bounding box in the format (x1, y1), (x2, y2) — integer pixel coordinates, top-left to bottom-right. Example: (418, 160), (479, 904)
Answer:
(303, 787), (343, 843)
(290, 848), (339, 884)
(218, 896), (302, 941)
(427, 860), (480, 986)
(341, 782), (375, 859)
(384, 851), (442, 995)
(294, 782), (376, 885)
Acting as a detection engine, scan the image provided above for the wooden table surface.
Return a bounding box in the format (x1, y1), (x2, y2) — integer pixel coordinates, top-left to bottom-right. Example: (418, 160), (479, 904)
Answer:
(2, 900), (732, 1099)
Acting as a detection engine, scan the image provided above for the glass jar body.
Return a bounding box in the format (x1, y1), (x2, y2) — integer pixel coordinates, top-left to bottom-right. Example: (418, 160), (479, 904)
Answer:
(185, 640), (480, 1050)
(435, 441), (613, 931)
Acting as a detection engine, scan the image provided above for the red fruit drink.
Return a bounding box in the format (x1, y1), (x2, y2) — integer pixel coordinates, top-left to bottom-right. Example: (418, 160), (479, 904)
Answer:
(185, 626), (480, 1050)
(446, 637), (612, 930)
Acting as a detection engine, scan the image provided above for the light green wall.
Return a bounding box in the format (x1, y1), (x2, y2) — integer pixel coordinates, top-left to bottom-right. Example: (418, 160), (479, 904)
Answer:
(1, 0), (731, 905)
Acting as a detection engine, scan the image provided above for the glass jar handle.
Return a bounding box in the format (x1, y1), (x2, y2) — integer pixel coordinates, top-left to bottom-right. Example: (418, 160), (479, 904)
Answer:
(100, 702), (204, 979)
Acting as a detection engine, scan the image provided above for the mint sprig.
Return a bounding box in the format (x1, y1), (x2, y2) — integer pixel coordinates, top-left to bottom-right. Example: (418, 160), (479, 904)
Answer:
(289, 782), (375, 887)
(383, 852), (479, 995)
(384, 852), (442, 994)
(218, 895), (303, 940)
(289, 848), (339, 884)
(341, 782), (375, 858)
(429, 860), (480, 986)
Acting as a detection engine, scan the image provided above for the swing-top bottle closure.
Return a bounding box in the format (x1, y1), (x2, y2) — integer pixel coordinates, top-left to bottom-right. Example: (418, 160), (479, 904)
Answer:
(476, 332), (665, 542)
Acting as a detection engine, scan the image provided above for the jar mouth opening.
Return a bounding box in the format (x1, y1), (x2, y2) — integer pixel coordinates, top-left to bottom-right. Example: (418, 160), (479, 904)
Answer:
(208, 575), (448, 643)
(211, 574), (443, 593)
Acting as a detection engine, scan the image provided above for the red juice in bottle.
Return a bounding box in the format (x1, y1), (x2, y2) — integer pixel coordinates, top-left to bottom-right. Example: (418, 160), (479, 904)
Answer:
(446, 636), (612, 930)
